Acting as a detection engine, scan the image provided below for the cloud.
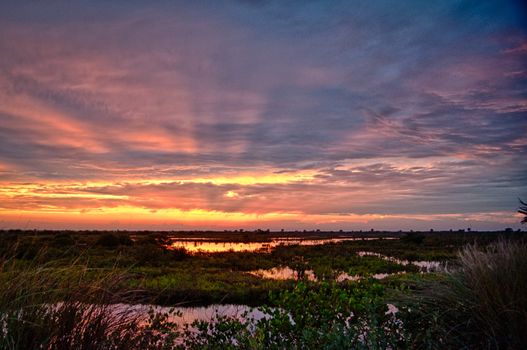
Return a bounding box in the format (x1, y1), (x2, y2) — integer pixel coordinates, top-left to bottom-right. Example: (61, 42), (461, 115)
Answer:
(0, 0), (525, 229)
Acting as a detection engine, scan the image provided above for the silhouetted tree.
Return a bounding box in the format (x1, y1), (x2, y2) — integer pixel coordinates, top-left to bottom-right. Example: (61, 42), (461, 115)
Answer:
(519, 198), (527, 224)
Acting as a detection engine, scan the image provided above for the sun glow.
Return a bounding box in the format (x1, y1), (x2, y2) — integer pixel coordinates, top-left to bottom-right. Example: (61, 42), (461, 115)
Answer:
(0, 170), (317, 203)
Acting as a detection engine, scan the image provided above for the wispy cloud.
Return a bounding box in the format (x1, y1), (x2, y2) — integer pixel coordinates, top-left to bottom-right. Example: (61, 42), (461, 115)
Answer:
(0, 0), (526, 229)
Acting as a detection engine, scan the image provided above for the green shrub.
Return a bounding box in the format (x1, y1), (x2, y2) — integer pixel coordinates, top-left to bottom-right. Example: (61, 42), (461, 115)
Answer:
(182, 281), (408, 349)
(171, 247), (189, 261)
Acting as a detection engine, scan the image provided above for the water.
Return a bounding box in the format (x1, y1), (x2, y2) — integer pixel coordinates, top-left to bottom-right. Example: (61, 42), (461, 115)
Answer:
(169, 237), (397, 253)
(335, 271), (407, 282)
(250, 267), (317, 281)
(248, 251), (444, 282)
(249, 267), (406, 282)
(356, 251), (445, 272)
(114, 303), (264, 328)
(120, 302), (399, 327)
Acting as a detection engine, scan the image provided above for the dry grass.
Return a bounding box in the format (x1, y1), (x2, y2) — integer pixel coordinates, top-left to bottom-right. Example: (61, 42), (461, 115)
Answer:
(451, 239), (527, 348)
(408, 239), (527, 349)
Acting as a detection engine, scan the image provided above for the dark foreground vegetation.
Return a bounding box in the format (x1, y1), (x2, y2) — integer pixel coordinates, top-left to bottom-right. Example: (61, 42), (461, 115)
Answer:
(0, 230), (526, 349)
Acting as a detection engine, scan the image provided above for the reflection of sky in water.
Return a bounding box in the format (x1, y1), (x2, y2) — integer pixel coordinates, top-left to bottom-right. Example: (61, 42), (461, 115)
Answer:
(250, 267), (317, 282)
(357, 251), (444, 272)
(249, 251), (444, 282)
(115, 303), (264, 328)
(169, 237), (396, 253)
(249, 268), (404, 282)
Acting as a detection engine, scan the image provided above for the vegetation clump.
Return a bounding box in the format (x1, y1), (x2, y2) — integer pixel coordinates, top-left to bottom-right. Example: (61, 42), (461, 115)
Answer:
(401, 239), (527, 349)
(95, 233), (133, 248)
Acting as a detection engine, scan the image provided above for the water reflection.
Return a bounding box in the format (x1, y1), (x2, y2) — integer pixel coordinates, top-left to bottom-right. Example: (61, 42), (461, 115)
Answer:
(357, 251), (444, 272)
(250, 267), (317, 281)
(249, 267), (404, 282)
(335, 271), (406, 282)
(249, 251), (443, 282)
(118, 303), (264, 328)
(169, 237), (397, 253)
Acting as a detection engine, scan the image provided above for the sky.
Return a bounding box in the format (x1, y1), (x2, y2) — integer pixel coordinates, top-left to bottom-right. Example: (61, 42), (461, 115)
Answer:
(0, 0), (526, 231)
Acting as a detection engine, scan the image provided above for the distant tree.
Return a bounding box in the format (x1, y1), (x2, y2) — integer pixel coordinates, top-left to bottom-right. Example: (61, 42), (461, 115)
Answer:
(519, 198), (527, 224)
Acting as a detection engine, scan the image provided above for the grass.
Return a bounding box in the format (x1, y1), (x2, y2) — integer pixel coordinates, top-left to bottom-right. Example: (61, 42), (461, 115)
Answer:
(448, 240), (527, 348)
(399, 239), (527, 349)
(0, 246), (181, 350)
(132, 267), (291, 306)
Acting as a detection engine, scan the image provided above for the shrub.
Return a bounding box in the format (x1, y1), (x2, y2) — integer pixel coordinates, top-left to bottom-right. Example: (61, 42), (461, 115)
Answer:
(401, 232), (425, 245)
(171, 247), (189, 261)
(95, 233), (120, 248)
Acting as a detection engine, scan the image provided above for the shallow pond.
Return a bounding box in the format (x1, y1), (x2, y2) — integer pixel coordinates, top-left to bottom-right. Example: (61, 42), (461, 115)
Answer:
(249, 267), (405, 282)
(357, 251), (445, 272)
(169, 237), (397, 253)
(117, 302), (398, 327)
(113, 303), (264, 328)
(249, 251), (444, 282)
(250, 266), (317, 281)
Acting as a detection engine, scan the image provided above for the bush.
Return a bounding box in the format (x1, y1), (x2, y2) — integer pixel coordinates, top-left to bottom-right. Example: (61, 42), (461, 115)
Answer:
(401, 232), (425, 245)
(171, 247), (189, 261)
(95, 233), (121, 249)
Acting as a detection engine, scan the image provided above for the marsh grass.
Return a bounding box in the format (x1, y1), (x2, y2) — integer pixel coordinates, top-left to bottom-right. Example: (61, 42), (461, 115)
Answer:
(0, 245), (180, 350)
(402, 239), (527, 349)
(1, 232), (525, 349)
(450, 239), (527, 348)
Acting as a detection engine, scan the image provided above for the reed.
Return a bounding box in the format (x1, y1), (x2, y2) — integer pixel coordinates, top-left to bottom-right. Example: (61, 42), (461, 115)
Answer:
(0, 245), (179, 350)
(404, 239), (527, 349)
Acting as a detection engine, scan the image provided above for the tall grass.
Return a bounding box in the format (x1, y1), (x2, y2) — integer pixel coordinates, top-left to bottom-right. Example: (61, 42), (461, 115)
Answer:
(455, 240), (527, 347)
(404, 239), (527, 349)
(0, 245), (179, 350)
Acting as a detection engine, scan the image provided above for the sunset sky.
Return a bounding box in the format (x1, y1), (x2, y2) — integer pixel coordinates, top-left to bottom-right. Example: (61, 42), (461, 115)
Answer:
(1, 1), (526, 231)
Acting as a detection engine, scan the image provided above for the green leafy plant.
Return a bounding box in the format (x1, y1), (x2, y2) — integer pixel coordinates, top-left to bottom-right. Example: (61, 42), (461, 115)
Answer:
(181, 281), (407, 349)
